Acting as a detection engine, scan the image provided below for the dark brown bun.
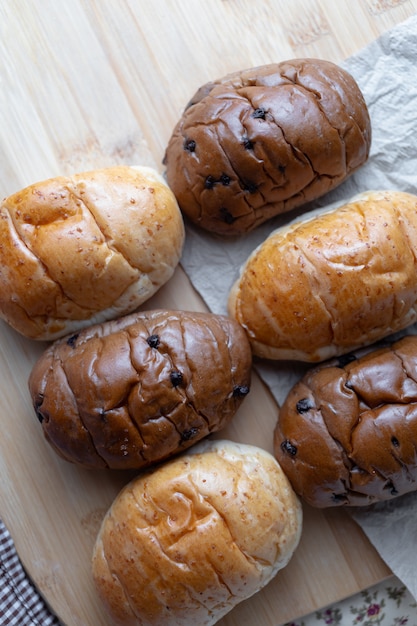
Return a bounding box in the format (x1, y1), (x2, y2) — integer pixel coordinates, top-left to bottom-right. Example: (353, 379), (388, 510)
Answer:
(28, 309), (252, 470)
(163, 58), (371, 236)
(274, 334), (417, 507)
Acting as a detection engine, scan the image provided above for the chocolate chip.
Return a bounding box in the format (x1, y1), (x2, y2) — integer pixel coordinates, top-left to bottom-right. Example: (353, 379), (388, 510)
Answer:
(280, 439), (297, 456)
(331, 493), (349, 503)
(244, 181), (258, 194)
(384, 479), (398, 495)
(391, 436), (400, 447)
(337, 353), (357, 368)
(205, 175), (216, 189)
(232, 385), (250, 398)
(220, 173), (231, 186)
(34, 398), (45, 423)
(243, 137), (254, 150)
(146, 334), (160, 349)
(390, 482), (398, 495)
(66, 333), (79, 348)
(183, 138), (196, 152)
(219, 207), (236, 224)
(296, 397), (314, 414)
(181, 427), (199, 442)
(170, 371), (183, 387)
(252, 107), (266, 119)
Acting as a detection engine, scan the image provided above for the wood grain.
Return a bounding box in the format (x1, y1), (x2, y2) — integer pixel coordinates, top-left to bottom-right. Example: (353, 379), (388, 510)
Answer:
(2, 1), (416, 624)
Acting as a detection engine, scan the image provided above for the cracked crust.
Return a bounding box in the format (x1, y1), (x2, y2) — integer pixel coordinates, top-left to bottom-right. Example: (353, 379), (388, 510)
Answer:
(228, 190), (417, 362)
(163, 58), (371, 236)
(91, 439), (302, 626)
(28, 309), (252, 470)
(274, 334), (417, 507)
(0, 166), (185, 340)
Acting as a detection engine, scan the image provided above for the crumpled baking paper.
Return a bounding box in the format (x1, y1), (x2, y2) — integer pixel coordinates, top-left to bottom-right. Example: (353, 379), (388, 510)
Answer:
(180, 14), (417, 601)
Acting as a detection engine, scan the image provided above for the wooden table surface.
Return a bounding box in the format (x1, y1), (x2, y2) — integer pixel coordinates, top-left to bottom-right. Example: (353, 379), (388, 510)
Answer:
(1, 1), (417, 625)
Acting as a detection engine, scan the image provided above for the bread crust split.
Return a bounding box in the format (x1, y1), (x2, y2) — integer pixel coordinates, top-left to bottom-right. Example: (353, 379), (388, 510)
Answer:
(163, 58), (371, 236)
(228, 190), (417, 362)
(0, 166), (185, 340)
(92, 439), (302, 626)
(28, 309), (252, 470)
(274, 334), (417, 507)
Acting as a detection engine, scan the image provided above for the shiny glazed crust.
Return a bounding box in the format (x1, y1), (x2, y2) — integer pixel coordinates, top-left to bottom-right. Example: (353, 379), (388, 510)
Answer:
(163, 58), (371, 236)
(274, 335), (417, 507)
(28, 310), (252, 469)
(228, 190), (417, 362)
(92, 440), (302, 626)
(0, 166), (185, 340)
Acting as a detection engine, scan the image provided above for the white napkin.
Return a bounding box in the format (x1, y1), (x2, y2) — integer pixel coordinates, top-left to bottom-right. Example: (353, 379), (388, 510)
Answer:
(180, 14), (417, 600)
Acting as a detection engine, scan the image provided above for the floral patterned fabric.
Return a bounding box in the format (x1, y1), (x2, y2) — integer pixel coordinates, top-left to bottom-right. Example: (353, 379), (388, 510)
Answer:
(285, 577), (417, 626)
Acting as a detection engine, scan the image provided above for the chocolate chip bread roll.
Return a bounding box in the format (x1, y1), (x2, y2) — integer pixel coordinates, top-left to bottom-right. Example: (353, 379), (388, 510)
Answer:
(92, 439), (302, 626)
(0, 166), (184, 340)
(274, 335), (417, 507)
(163, 58), (371, 236)
(28, 310), (252, 470)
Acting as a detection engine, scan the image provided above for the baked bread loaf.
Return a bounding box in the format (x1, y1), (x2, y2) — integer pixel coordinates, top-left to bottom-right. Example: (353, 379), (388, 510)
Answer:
(274, 334), (417, 507)
(228, 190), (417, 362)
(92, 439), (302, 626)
(28, 309), (252, 470)
(163, 58), (371, 236)
(0, 165), (184, 340)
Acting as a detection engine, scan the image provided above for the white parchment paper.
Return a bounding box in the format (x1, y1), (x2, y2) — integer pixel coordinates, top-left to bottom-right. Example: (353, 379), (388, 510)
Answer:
(180, 15), (417, 598)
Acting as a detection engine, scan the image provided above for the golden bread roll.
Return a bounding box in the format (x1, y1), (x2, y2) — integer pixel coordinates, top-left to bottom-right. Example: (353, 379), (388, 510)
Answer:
(163, 58), (371, 236)
(28, 310), (252, 470)
(274, 334), (417, 507)
(92, 439), (302, 626)
(228, 190), (417, 362)
(0, 165), (184, 340)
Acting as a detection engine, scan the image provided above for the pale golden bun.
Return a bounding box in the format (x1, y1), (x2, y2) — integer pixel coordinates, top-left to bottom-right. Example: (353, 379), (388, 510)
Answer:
(92, 439), (302, 626)
(228, 190), (417, 362)
(0, 165), (184, 340)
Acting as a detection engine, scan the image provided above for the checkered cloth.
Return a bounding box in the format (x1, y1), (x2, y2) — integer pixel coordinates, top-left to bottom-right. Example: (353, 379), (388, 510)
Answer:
(0, 518), (61, 625)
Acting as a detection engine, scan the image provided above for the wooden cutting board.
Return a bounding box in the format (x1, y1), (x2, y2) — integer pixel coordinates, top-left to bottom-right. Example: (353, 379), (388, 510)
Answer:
(1, 1), (416, 624)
